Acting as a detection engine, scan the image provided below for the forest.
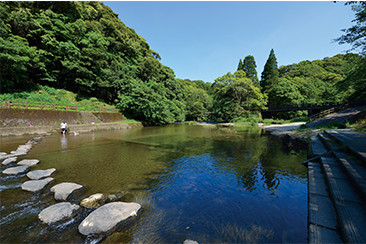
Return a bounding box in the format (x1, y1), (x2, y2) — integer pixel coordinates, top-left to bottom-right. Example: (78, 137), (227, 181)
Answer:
(1, 1), (365, 125)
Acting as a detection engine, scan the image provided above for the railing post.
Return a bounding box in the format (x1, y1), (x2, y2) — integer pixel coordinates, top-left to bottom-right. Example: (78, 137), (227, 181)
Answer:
(76, 105), (78, 112)
(54, 104), (56, 111)
(99, 107), (101, 113)
(41, 103), (43, 110)
(66, 105), (68, 111)
(8, 100), (10, 109)
(25, 101), (28, 109)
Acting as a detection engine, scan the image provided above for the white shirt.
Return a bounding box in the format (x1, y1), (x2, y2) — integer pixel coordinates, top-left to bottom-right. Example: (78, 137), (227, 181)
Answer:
(61, 122), (67, 129)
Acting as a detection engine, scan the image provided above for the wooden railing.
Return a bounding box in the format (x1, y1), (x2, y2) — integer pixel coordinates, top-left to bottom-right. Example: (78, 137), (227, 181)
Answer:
(309, 107), (341, 121)
(0, 100), (119, 113)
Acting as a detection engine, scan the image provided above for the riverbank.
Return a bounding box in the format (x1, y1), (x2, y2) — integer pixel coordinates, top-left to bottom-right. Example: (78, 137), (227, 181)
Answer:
(0, 122), (142, 137)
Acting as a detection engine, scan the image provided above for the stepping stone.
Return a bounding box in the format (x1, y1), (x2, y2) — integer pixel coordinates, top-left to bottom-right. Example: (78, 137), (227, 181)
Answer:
(184, 240), (199, 244)
(10, 151), (27, 157)
(17, 144), (32, 152)
(78, 202), (141, 236)
(0, 154), (11, 160)
(51, 182), (83, 201)
(39, 202), (80, 224)
(2, 157), (17, 165)
(17, 159), (39, 167)
(80, 193), (106, 208)
(22, 177), (54, 192)
(11, 150), (28, 155)
(2, 166), (29, 175)
(27, 168), (56, 180)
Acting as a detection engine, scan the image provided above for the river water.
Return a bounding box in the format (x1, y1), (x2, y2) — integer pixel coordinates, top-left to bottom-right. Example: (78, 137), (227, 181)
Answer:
(0, 124), (307, 243)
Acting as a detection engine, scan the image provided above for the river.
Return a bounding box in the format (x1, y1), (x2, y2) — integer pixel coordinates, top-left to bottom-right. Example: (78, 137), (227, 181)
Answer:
(0, 124), (307, 243)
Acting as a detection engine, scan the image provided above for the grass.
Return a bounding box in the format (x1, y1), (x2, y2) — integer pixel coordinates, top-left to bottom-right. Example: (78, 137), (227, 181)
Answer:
(0, 85), (117, 112)
(347, 117), (366, 133)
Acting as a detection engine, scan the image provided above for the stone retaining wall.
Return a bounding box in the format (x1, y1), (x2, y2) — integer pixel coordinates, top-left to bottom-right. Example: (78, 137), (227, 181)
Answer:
(0, 123), (142, 137)
(0, 109), (126, 127)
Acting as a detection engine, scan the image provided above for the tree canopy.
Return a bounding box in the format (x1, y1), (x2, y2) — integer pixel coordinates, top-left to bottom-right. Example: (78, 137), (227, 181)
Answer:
(212, 70), (266, 121)
(0, 1), (186, 125)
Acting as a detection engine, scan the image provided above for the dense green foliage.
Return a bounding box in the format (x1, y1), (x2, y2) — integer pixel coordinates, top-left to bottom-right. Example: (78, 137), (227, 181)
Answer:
(336, 1), (366, 102)
(0, 1), (185, 125)
(211, 70), (266, 122)
(177, 79), (213, 121)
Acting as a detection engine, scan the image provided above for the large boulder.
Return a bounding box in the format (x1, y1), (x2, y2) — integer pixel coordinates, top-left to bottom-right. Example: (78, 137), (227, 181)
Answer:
(39, 202), (80, 224)
(80, 193), (106, 209)
(2, 157), (17, 165)
(17, 159), (39, 167)
(78, 202), (141, 236)
(50, 182), (83, 201)
(2, 165), (29, 175)
(27, 168), (56, 180)
(21, 177), (54, 192)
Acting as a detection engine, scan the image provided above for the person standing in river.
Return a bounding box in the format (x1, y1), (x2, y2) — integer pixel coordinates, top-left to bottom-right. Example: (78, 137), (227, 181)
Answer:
(60, 121), (68, 134)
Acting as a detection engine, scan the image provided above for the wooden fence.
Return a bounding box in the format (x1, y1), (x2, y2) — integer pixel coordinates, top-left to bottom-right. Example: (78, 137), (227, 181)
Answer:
(0, 100), (119, 113)
(309, 107), (340, 121)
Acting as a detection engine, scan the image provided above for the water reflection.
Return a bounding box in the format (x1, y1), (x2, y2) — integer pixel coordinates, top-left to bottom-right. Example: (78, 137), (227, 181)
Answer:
(0, 125), (307, 243)
(61, 134), (67, 151)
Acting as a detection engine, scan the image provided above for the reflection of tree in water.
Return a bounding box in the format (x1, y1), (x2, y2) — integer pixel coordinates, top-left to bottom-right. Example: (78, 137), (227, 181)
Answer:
(149, 125), (306, 193)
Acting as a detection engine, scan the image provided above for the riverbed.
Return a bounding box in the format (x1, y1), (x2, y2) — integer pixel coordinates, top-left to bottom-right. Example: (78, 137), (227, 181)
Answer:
(0, 124), (307, 243)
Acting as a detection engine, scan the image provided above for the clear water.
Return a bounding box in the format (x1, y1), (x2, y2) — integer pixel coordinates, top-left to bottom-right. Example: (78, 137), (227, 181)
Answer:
(0, 124), (307, 243)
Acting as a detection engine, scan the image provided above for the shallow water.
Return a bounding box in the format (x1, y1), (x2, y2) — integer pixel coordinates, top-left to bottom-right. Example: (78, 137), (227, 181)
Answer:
(0, 124), (307, 243)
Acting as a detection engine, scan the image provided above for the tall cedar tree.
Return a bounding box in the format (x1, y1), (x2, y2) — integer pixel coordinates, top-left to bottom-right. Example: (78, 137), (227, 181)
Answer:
(237, 59), (244, 71)
(243, 55), (259, 87)
(261, 49), (279, 107)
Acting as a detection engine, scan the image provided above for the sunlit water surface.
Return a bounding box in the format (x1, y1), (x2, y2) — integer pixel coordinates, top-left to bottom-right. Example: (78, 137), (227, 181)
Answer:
(0, 125), (307, 243)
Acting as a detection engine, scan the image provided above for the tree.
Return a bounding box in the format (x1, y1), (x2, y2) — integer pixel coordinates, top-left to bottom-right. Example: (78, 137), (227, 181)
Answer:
(336, 2), (366, 102)
(337, 2), (366, 55)
(177, 79), (212, 121)
(242, 55), (259, 87)
(261, 49), (279, 107)
(0, 1), (189, 125)
(237, 59), (244, 71)
(212, 70), (266, 121)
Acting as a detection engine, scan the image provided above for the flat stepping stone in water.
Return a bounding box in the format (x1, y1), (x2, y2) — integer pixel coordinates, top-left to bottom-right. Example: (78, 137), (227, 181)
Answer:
(51, 182), (83, 201)
(17, 159), (39, 167)
(80, 193), (106, 208)
(39, 202), (80, 224)
(0, 154), (11, 161)
(27, 168), (56, 180)
(2, 157), (17, 165)
(2, 166), (29, 175)
(22, 177), (54, 192)
(78, 202), (141, 236)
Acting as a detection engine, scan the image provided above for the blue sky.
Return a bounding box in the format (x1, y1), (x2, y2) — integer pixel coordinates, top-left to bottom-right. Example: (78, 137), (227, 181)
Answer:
(104, 1), (355, 83)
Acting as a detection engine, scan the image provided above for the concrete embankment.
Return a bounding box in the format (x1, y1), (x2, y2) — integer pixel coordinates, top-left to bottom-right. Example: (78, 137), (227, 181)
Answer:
(262, 122), (366, 243)
(0, 122), (142, 137)
(0, 108), (142, 137)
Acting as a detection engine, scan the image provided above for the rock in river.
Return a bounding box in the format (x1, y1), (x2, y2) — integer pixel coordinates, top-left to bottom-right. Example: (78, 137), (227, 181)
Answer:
(39, 202), (80, 224)
(51, 182), (83, 201)
(2, 157), (17, 165)
(80, 193), (106, 208)
(78, 202), (141, 236)
(17, 159), (39, 167)
(2, 166), (29, 175)
(22, 177), (54, 192)
(27, 168), (56, 180)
